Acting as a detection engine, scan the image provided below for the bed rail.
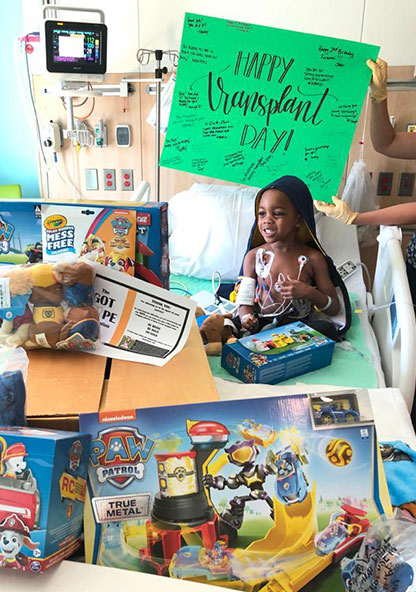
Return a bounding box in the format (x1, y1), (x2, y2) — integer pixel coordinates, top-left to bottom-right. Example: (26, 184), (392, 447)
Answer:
(371, 226), (416, 410)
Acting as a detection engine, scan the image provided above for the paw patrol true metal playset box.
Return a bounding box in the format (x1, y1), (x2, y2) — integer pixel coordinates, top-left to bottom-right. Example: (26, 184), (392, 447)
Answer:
(80, 393), (390, 591)
(221, 321), (335, 384)
(0, 426), (90, 572)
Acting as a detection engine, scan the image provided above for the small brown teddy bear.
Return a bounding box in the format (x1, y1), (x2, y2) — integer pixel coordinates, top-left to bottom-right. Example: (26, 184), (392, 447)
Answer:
(198, 312), (237, 356)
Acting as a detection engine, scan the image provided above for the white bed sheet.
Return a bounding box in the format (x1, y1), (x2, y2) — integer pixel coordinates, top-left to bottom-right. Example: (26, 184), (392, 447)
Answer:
(315, 214), (385, 388)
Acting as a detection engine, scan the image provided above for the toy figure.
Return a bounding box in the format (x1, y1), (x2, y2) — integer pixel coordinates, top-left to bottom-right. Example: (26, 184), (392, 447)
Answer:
(0, 443), (28, 479)
(274, 446), (309, 505)
(0, 266), (33, 347)
(80, 234), (106, 263)
(104, 251), (134, 273)
(203, 440), (277, 530)
(0, 261), (99, 350)
(25, 264), (65, 348)
(25, 242), (42, 264)
(0, 513), (39, 570)
(198, 313), (237, 356)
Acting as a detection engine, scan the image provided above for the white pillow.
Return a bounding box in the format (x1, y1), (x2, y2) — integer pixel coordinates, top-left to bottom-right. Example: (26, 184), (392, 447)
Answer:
(168, 184), (258, 280)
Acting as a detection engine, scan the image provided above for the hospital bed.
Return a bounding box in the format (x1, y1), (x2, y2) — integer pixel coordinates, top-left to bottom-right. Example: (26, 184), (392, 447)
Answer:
(317, 216), (416, 410)
(168, 184), (416, 411)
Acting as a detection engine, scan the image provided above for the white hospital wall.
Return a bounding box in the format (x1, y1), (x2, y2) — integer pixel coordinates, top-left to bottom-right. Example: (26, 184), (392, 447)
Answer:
(138, 0), (416, 66)
(361, 0), (416, 66)
(22, 0), (416, 69)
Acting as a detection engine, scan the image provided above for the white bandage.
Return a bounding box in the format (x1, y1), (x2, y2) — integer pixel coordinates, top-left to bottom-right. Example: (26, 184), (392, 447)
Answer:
(236, 277), (256, 306)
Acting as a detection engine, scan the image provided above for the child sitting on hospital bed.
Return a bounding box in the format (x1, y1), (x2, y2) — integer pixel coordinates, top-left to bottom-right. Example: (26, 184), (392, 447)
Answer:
(234, 176), (349, 340)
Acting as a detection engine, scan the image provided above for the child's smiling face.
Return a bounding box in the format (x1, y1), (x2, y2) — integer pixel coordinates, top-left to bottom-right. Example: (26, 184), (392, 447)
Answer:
(257, 189), (301, 244)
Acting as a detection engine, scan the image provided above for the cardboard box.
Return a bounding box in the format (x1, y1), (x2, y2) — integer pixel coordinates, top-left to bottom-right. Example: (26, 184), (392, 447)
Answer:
(221, 321), (335, 384)
(79, 392), (391, 591)
(0, 199), (169, 289)
(26, 322), (218, 431)
(0, 426), (90, 572)
(0, 202), (42, 264)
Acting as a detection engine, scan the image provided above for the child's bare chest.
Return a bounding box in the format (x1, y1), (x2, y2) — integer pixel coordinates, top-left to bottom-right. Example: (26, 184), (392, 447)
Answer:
(256, 249), (312, 285)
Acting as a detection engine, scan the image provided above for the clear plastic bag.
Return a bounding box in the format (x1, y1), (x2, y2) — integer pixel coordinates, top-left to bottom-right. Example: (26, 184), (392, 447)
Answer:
(0, 260), (99, 351)
(341, 513), (416, 591)
(341, 160), (379, 247)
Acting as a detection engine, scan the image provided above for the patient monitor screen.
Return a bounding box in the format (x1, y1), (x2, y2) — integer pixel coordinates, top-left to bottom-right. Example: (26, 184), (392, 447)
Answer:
(45, 20), (107, 76)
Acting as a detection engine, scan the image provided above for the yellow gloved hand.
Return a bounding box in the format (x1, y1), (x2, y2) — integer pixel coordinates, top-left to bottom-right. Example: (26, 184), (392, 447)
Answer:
(366, 57), (388, 103)
(314, 197), (358, 224)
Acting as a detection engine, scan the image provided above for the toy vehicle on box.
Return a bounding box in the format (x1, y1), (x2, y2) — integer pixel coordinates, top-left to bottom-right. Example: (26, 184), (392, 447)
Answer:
(313, 402), (360, 425)
(274, 446), (309, 505)
(239, 419), (277, 447)
(0, 472), (40, 530)
(170, 542), (235, 581)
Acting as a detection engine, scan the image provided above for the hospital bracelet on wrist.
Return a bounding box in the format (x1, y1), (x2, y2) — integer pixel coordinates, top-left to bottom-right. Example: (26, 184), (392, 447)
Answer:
(314, 295), (332, 313)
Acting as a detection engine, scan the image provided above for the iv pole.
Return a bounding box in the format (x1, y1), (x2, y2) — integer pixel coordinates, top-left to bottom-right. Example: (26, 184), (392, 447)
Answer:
(132, 49), (178, 202)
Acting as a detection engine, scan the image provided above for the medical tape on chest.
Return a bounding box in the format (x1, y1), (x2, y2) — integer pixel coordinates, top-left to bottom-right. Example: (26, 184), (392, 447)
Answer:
(236, 277), (256, 306)
(255, 249), (275, 279)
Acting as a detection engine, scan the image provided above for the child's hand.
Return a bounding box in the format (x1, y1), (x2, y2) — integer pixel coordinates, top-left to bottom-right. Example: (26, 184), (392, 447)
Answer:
(241, 312), (259, 331)
(277, 276), (312, 300)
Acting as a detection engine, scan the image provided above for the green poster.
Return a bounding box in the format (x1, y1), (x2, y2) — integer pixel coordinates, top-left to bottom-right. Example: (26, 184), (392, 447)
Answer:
(160, 14), (379, 201)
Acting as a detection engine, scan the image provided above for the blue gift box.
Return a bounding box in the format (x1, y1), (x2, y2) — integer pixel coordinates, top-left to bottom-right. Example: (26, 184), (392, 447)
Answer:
(0, 200), (169, 289)
(0, 427), (90, 572)
(221, 321), (335, 384)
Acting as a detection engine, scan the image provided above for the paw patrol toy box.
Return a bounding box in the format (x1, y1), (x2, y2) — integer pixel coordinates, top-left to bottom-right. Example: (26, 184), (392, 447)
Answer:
(0, 200), (169, 288)
(221, 321), (335, 384)
(80, 393), (390, 591)
(0, 426), (90, 572)
(0, 202), (42, 265)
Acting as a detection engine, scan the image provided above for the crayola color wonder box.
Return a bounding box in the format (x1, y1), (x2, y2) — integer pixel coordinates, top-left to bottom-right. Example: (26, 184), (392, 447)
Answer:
(80, 393), (390, 591)
(0, 427), (90, 572)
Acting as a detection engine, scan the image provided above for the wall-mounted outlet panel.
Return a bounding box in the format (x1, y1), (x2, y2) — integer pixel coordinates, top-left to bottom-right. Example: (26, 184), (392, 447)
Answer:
(85, 168), (98, 190)
(398, 172), (415, 197)
(377, 172), (393, 196)
(103, 169), (116, 191)
(121, 169), (134, 191)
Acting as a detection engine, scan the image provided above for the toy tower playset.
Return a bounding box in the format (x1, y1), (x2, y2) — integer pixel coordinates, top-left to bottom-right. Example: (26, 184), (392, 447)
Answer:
(81, 393), (391, 591)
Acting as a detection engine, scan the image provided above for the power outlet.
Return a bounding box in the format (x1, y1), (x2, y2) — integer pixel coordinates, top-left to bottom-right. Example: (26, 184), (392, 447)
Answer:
(121, 169), (134, 191)
(103, 169), (116, 191)
(398, 172), (415, 197)
(377, 172), (393, 196)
